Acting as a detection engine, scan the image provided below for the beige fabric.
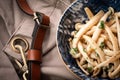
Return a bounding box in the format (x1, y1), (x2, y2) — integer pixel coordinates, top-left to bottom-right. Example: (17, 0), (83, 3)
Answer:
(0, 0), (79, 80)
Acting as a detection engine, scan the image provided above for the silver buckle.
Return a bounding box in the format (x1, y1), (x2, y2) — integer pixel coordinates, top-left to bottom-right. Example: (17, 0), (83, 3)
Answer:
(33, 12), (42, 25)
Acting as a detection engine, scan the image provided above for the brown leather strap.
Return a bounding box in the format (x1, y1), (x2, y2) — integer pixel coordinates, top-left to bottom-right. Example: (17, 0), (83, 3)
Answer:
(32, 15), (49, 50)
(27, 50), (42, 62)
(16, 0), (50, 80)
(16, 0), (34, 16)
(31, 62), (41, 80)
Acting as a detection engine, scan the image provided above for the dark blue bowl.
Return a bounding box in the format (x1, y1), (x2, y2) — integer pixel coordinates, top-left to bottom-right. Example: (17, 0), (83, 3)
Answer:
(57, 0), (120, 80)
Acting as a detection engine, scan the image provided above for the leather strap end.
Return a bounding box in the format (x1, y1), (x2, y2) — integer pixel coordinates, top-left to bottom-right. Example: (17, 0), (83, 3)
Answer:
(27, 49), (42, 62)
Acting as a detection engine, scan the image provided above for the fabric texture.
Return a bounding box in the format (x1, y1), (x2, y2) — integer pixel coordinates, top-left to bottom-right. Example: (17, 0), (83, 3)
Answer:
(0, 0), (79, 80)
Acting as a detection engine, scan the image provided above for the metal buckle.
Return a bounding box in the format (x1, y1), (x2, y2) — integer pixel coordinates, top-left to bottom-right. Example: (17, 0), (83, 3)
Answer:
(10, 35), (29, 80)
(33, 12), (42, 25)
(33, 12), (50, 30)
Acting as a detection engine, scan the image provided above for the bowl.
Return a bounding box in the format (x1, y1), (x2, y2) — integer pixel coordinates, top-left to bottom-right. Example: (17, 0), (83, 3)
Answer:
(57, 0), (120, 80)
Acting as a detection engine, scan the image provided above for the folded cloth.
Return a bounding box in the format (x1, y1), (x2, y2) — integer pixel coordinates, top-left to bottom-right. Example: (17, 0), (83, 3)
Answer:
(0, 0), (79, 80)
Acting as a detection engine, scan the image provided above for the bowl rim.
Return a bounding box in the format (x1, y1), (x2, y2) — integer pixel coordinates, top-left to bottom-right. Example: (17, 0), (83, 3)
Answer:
(56, 0), (81, 79)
